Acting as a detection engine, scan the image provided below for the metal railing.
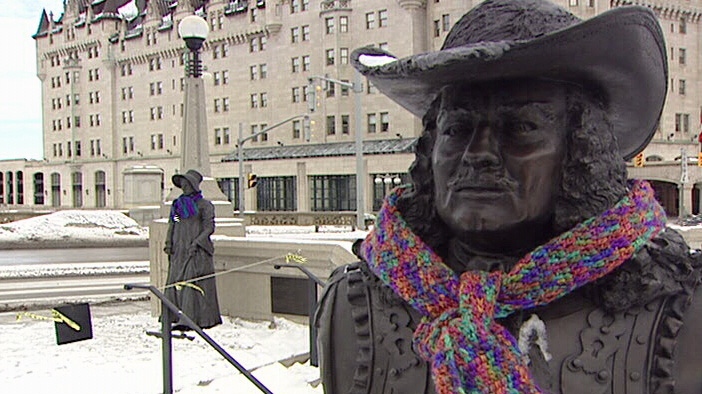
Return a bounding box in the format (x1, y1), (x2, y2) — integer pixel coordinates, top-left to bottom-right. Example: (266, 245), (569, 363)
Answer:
(123, 283), (274, 394)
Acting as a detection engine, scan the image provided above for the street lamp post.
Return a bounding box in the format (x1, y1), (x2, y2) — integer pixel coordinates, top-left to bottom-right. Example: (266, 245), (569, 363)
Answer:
(166, 15), (232, 218)
(307, 72), (366, 230)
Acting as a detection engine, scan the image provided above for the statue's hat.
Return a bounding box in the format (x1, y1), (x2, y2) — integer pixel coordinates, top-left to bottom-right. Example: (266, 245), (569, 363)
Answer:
(352, 0), (667, 160)
(172, 169), (203, 192)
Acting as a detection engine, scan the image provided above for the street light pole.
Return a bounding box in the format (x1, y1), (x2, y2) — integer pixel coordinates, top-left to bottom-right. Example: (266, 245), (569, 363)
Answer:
(161, 15), (232, 220)
(236, 115), (309, 219)
(308, 73), (366, 230)
(353, 71), (365, 230)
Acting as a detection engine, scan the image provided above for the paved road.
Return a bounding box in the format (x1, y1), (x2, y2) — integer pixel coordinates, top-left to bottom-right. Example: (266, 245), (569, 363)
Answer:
(0, 247), (150, 310)
(0, 247), (149, 266)
(0, 274), (150, 310)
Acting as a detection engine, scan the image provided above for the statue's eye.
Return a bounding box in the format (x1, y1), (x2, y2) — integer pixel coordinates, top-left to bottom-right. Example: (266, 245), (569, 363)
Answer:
(506, 119), (538, 137)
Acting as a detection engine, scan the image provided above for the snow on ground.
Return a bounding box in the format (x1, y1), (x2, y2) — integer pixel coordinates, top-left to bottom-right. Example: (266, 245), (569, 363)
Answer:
(0, 210), (148, 244)
(0, 300), (322, 394)
(0, 211), (368, 394)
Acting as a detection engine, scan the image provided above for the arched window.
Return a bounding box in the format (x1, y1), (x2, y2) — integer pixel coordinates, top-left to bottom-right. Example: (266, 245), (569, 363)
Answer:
(16, 171), (23, 205)
(95, 170), (106, 208)
(72, 171), (83, 208)
(51, 172), (61, 207)
(33, 172), (45, 205)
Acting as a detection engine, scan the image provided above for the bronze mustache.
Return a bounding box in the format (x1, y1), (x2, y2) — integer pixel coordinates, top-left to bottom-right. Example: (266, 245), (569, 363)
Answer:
(447, 173), (518, 191)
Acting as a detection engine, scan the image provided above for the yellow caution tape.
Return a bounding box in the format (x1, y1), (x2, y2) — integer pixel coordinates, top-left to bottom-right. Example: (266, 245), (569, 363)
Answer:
(285, 252), (307, 264)
(16, 309), (81, 331)
(174, 281), (205, 296)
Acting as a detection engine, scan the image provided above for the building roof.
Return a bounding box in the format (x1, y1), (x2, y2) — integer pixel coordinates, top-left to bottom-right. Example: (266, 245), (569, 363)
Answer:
(221, 138), (417, 162)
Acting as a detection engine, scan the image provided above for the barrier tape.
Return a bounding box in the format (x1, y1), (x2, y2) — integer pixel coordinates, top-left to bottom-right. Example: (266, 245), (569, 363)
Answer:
(161, 251), (310, 292)
(285, 252), (307, 264)
(16, 309), (81, 331)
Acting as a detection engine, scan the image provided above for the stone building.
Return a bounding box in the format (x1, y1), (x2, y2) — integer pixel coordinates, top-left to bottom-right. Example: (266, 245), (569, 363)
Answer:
(2, 0), (701, 218)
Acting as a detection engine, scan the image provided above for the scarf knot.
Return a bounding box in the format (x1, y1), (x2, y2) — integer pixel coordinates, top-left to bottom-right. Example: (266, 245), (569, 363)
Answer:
(170, 191), (203, 222)
(361, 180), (666, 394)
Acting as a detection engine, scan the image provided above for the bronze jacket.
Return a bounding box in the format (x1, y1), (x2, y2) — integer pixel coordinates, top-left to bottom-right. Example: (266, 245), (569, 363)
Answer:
(315, 230), (702, 394)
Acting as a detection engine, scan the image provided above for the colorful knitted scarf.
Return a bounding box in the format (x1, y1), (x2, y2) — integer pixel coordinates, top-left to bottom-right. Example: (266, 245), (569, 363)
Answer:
(170, 191), (203, 222)
(360, 180), (666, 394)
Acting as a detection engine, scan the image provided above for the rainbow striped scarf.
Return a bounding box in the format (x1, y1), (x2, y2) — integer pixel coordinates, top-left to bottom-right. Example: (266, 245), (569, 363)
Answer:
(170, 191), (203, 222)
(360, 180), (666, 394)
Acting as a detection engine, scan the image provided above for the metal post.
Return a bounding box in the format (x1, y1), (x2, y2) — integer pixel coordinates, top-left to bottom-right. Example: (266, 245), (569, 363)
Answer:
(161, 301), (173, 394)
(354, 70), (365, 230)
(238, 123), (245, 220)
(307, 279), (319, 367)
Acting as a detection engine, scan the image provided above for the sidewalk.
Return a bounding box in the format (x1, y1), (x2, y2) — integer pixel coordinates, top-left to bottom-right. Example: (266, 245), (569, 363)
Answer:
(0, 300), (322, 394)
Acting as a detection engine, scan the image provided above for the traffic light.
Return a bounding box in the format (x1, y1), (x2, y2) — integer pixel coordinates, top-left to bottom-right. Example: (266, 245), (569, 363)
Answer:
(634, 152), (644, 167)
(247, 173), (258, 188)
(303, 115), (311, 142)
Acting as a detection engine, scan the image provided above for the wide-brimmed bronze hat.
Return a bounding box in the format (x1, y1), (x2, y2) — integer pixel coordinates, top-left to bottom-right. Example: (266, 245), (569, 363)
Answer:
(351, 0), (667, 160)
(172, 169), (203, 192)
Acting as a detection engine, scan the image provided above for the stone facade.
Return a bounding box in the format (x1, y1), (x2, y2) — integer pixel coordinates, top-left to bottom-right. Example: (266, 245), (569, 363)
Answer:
(1, 0), (701, 217)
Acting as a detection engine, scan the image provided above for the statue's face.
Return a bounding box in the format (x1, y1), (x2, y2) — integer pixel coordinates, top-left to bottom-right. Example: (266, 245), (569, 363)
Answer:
(180, 179), (195, 194)
(432, 79), (568, 234)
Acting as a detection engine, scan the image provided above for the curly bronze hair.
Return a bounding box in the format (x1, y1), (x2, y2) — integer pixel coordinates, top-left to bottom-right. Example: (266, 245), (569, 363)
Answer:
(396, 84), (629, 259)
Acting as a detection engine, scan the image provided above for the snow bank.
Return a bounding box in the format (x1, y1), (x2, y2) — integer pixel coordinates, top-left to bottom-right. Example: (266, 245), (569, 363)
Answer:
(0, 210), (148, 249)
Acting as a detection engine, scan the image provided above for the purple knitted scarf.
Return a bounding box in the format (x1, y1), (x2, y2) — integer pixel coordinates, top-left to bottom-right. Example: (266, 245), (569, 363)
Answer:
(170, 191), (203, 222)
(360, 180), (666, 394)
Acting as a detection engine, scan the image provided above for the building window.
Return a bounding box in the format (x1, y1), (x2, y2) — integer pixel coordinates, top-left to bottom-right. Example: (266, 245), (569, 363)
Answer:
(442, 14), (450, 31)
(214, 98), (221, 113)
(341, 115), (350, 134)
(257, 177), (297, 211)
(326, 115), (336, 135)
(326, 82), (336, 97)
(292, 120), (301, 139)
(675, 113), (690, 132)
(291, 0), (300, 12)
(379, 9), (388, 27)
(260, 93), (268, 108)
(260, 64), (268, 78)
(380, 112), (390, 132)
(325, 17), (335, 34)
(326, 49), (335, 66)
(434, 20), (441, 37)
(302, 25), (310, 41)
(251, 94), (259, 108)
(292, 57), (300, 73)
(214, 128), (222, 145)
(680, 18), (687, 34)
(213, 72), (220, 86)
(366, 12), (376, 29)
(341, 79), (350, 96)
(222, 70), (229, 84)
(679, 79), (686, 95)
(679, 48), (686, 65)
(302, 56), (311, 71)
(33, 173), (44, 205)
(367, 113), (377, 133)
(223, 127), (231, 144)
(223, 97), (230, 112)
(291, 27), (300, 43)
(250, 65), (258, 80)
(340, 16), (349, 32)
(310, 175), (356, 211)
(340, 48), (349, 64)
(292, 87), (301, 103)
(569, 0), (578, 5)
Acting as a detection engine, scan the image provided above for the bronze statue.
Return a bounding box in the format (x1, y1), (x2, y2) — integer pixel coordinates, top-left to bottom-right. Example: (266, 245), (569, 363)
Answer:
(164, 169), (222, 329)
(315, 1), (702, 393)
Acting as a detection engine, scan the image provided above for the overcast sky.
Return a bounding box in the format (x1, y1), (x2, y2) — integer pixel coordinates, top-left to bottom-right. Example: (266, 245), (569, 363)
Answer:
(0, 1), (64, 160)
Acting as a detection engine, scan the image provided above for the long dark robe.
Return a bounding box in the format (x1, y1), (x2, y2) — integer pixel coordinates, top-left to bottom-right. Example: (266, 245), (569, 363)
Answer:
(164, 196), (222, 329)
